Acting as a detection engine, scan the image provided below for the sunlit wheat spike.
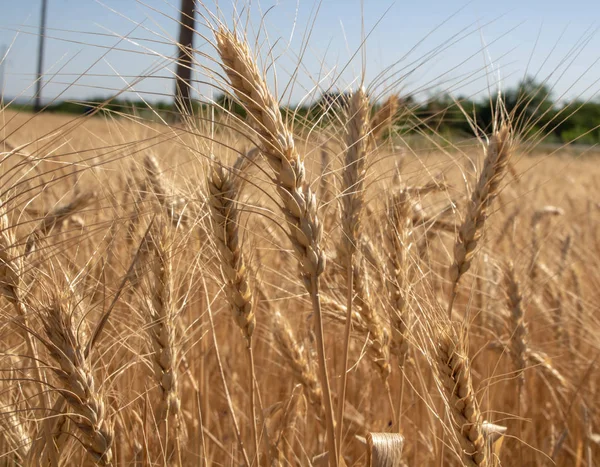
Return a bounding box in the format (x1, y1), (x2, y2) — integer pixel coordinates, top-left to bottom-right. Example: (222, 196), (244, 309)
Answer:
(138, 222), (187, 463)
(342, 87), (371, 257)
(370, 94), (399, 141)
(215, 28), (325, 279)
(41, 295), (113, 465)
(436, 329), (487, 466)
(448, 124), (513, 319)
(504, 263), (527, 384)
(385, 188), (413, 362)
(215, 26), (335, 463)
(207, 155), (255, 342)
(25, 190), (96, 256)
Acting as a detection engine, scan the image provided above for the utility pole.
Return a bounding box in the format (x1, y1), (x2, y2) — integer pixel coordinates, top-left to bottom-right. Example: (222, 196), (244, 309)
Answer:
(0, 45), (7, 103)
(174, 0), (195, 118)
(34, 0), (48, 112)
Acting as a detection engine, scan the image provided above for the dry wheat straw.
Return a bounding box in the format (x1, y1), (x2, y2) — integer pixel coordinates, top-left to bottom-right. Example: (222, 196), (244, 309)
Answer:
(448, 125), (512, 320)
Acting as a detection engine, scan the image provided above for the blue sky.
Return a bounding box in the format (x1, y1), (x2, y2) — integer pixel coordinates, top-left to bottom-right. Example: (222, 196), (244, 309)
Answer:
(1, 0), (600, 106)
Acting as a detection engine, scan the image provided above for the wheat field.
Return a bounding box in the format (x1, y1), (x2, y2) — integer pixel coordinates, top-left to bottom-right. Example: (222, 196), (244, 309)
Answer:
(0, 12), (599, 467)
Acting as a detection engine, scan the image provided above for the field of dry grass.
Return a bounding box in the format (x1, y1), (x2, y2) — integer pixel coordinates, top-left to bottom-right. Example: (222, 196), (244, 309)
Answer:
(1, 17), (600, 467)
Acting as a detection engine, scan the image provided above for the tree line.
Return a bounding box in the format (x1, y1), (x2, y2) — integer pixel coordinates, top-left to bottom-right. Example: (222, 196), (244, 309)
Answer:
(24, 77), (600, 145)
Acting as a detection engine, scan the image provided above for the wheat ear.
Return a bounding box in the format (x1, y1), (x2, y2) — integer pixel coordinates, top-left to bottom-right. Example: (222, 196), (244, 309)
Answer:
(386, 188), (413, 362)
(337, 89), (392, 454)
(0, 399), (30, 463)
(504, 263), (527, 385)
(436, 329), (487, 466)
(338, 88), (371, 447)
(370, 95), (399, 141)
(215, 28), (336, 465)
(448, 125), (512, 320)
(207, 156), (255, 342)
(0, 200), (56, 458)
(144, 154), (189, 226)
(141, 224), (185, 462)
(503, 262), (528, 463)
(41, 296), (114, 465)
(25, 190), (95, 256)
(206, 153), (262, 463)
(352, 260), (390, 379)
(341, 87), (371, 258)
(528, 205), (564, 283)
(273, 311), (323, 411)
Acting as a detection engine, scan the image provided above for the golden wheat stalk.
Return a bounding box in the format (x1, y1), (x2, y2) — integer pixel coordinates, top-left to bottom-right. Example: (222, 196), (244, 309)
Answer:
(436, 329), (487, 466)
(214, 27), (336, 465)
(206, 152), (262, 463)
(504, 263), (527, 385)
(141, 223), (186, 462)
(386, 188), (413, 362)
(448, 124), (512, 320)
(40, 295), (113, 465)
(207, 156), (255, 342)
